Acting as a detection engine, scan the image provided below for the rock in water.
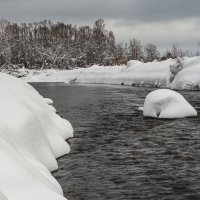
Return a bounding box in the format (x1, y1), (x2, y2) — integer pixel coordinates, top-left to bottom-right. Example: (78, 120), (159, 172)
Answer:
(143, 89), (197, 118)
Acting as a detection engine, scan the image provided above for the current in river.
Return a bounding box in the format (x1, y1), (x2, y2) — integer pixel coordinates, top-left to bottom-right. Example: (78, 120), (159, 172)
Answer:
(31, 83), (200, 200)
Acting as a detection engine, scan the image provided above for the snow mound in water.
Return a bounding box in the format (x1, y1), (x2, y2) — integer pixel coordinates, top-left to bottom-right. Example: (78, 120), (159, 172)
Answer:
(143, 89), (197, 118)
(0, 73), (74, 200)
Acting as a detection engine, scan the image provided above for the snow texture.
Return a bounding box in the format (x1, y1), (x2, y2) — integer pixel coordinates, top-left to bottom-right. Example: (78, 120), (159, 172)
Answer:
(44, 98), (54, 105)
(171, 57), (200, 90)
(18, 56), (200, 90)
(0, 73), (73, 200)
(143, 89), (197, 118)
(22, 59), (172, 87)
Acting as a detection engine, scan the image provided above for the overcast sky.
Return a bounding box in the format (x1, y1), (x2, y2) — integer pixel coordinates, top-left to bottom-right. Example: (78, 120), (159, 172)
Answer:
(1, 0), (200, 52)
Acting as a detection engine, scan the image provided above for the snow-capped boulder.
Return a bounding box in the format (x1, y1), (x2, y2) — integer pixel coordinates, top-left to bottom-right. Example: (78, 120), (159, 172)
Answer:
(143, 89), (197, 118)
(169, 58), (183, 76)
(171, 57), (200, 90)
(0, 73), (74, 200)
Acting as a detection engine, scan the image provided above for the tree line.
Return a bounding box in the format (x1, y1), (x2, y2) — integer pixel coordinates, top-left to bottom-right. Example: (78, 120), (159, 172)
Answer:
(0, 18), (194, 70)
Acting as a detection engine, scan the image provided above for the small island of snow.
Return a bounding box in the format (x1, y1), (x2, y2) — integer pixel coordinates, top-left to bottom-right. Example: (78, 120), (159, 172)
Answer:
(143, 89), (197, 118)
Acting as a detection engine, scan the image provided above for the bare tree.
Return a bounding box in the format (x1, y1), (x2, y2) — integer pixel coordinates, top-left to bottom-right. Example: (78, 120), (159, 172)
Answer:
(0, 19), (11, 68)
(144, 43), (160, 62)
(128, 38), (143, 61)
(170, 43), (185, 58)
(114, 43), (127, 65)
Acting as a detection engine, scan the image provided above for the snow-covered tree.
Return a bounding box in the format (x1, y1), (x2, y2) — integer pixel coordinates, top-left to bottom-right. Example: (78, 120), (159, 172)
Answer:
(144, 43), (160, 62)
(170, 43), (185, 58)
(128, 38), (143, 61)
(113, 43), (127, 65)
(0, 19), (11, 68)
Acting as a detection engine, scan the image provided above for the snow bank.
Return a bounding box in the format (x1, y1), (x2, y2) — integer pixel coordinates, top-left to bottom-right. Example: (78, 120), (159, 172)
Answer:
(19, 56), (200, 90)
(0, 73), (73, 200)
(171, 57), (200, 90)
(143, 89), (197, 118)
(22, 59), (173, 87)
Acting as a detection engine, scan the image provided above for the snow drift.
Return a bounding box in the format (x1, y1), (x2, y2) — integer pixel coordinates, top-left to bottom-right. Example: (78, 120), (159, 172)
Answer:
(143, 89), (197, 118)
(171, 56), (200, 90)
(22, 59), (173, 87)
(0, 73), (73, 200)
(17, 56), (200, 90)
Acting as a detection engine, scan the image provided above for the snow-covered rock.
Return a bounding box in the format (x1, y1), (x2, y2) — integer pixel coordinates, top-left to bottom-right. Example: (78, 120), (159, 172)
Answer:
(169, 58), (183, 76)
(171, 57), (200, 90)
(143, 89), (197, 118)
(0, 73), (73, 200)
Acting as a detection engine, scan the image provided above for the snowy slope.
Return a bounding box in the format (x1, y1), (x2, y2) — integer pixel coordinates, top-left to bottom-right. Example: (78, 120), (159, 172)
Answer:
(0, 73), (73, 200)
(21, 56), (200, 90)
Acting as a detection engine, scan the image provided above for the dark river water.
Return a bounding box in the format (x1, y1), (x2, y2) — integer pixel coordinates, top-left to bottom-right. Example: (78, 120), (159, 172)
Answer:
(31, 83), (200, 200)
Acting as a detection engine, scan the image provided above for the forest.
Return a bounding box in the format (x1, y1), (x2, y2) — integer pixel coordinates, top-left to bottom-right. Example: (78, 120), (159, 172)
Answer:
(0, 18), (190, 70)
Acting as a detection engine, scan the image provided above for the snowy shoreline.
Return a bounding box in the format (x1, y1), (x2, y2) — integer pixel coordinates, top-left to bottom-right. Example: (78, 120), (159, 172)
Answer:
(0, 73), (73, 200)
(14, 56), (200, 90)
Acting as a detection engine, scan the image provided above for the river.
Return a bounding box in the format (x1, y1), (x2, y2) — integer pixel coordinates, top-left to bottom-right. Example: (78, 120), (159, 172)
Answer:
(31, 83), (200, 200)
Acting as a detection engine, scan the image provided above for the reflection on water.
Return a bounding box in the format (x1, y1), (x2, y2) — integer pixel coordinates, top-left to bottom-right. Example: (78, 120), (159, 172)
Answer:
(31, 83), (200, 200)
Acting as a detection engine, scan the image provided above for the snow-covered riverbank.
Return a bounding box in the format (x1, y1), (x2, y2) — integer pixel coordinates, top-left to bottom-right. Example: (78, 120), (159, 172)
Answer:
(0, 73), (73, 200)
(21, 59), (173, 87)
(6, 56), (200, 90)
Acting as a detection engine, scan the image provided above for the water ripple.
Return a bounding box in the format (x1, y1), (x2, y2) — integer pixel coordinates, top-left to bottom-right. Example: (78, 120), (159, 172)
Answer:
(32, 83), (200, 200)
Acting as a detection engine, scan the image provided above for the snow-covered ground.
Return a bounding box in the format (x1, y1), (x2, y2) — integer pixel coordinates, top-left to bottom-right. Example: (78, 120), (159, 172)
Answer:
(21, 59), (173, 87)
(143, 89), (197, 118)
(0, 73), (73, 200)
(19, 56), (200, 90)
(1, 57), (198, 199)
